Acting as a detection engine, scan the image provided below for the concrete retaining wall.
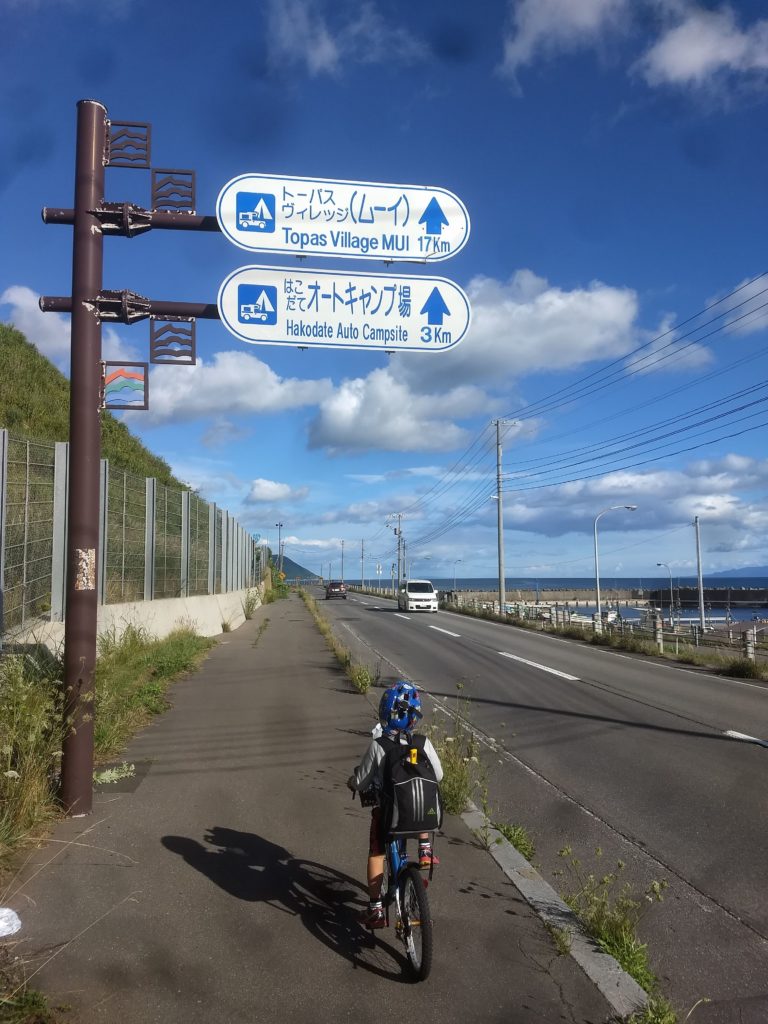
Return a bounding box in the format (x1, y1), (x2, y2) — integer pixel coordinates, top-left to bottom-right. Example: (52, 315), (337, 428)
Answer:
(3, 586), (263, 652)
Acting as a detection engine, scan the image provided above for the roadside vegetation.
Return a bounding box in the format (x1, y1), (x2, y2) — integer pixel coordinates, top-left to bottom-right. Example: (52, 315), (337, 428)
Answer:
(1, 624), (214, 1022)
(298, 589), (377, 693)
(263, 564), (289, 603)
(0, 625), (213, 866)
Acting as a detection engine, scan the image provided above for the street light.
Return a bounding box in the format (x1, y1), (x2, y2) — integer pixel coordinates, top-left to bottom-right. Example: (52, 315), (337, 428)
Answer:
(453, 558), (462, 592)
(594, 505), (637, 625)
(275, 522), (283, 574)
(657, 562), (674, 626)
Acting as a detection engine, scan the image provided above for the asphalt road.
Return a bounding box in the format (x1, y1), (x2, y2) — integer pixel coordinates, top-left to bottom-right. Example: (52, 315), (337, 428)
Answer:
(315, 586), (768, 1021)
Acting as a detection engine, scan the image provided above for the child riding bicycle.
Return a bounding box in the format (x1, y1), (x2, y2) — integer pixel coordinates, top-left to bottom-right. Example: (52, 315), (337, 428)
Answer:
(347, 681), (443, 929)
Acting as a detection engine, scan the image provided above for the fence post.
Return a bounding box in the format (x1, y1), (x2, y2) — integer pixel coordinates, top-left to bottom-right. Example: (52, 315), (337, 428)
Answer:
(180, 491), (190, 598)
(207, 502), (216, 595)
(98, 459), (109, 605)
(743, 627), (756, 663)
(221, 512), (229, 593)
(51, 442), (70, 622)
(144, 478), (156, 601)
(655, 614), (664, 654)
(0, 429), (7, 644)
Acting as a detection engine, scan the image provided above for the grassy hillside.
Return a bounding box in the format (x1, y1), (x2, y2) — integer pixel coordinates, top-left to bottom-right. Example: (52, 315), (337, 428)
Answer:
(0, 322), (185, 488)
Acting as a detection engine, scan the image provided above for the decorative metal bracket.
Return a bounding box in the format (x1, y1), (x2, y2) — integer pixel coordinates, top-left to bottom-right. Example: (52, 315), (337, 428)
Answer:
(94, 290), (152, 324)
(100, 361), (149, 410)
(150, 317), (197, 365)
(152, 169), (196, 213)
(91, 202), (152, 237)
(106, 121), (151, 168)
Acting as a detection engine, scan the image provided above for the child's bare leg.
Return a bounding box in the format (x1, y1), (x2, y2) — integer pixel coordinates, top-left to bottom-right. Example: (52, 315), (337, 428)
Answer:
(367, 854), (384, 900)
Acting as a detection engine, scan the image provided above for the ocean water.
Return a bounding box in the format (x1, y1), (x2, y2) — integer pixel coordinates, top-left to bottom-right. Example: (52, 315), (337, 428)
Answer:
(351, 576), (768, 592)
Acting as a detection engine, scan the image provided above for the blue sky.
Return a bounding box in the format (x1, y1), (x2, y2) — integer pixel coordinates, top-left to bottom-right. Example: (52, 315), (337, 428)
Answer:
(2, 0), (768, 580)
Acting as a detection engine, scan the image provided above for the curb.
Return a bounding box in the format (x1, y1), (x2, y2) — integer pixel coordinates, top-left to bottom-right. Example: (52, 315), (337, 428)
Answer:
(460, 801), (647, 1020)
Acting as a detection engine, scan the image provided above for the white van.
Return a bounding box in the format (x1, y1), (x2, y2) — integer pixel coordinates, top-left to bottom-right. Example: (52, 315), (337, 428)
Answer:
(398, 579), (439, 613)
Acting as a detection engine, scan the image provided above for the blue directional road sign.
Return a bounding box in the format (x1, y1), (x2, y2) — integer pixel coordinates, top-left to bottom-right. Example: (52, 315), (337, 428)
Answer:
(218, 266), (471, 352)
(217, 173), (470, 262)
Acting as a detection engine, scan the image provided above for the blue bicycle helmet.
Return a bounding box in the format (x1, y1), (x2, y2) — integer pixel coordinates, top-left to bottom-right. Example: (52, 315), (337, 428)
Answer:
(379, 681), (422, 733)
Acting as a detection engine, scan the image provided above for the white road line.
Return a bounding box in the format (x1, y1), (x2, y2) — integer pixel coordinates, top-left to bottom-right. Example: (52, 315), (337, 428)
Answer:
(359, 600), (370, 605)
(724, 730), (768, 748)
(498, 651), (580, 681)
(429, 625), (461, 638)
(394, 613), (411, 620)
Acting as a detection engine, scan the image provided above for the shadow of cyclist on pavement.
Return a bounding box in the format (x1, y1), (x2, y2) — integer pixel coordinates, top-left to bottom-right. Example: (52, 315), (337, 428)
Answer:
(162, 827), (413, 982)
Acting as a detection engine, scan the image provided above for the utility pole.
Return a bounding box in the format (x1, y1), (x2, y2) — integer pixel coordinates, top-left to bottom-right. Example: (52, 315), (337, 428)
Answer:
(495, 419), (506, 616)
(388, 512), (404, 585)
(360, 539), (364, 589)
(341, 539), (345, 582)
(694, 515), (706, 630)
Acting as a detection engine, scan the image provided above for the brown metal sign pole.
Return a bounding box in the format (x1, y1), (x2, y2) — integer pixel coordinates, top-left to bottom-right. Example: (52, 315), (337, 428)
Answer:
(61, 100), (107, 815)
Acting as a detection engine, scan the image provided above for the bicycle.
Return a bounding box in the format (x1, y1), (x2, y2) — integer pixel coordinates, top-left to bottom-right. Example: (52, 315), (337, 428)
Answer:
(356, 790), (434, 981)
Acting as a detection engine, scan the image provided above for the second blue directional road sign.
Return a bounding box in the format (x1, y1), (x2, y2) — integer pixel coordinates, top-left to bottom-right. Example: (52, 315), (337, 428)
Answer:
(218, 266), (471, 352)
(217, 173), (470, 262)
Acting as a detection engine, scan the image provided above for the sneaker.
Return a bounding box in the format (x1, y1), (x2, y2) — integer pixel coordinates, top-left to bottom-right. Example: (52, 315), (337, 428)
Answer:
(418, 848), (440, 870)
(359, 904), (386, 929)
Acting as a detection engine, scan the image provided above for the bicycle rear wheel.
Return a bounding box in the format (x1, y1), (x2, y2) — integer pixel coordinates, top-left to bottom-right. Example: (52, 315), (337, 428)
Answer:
(399, 865), (433, 981)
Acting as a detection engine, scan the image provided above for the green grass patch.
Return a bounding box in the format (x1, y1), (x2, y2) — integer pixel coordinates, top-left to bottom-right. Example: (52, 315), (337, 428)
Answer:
(241, 588), (260, 619)
(297, 589), (376, 692)
(0, 654), (63, 858)
(93, 624), (214, 759)
(716, 657), (765, 679)
(495, 821), (536, 861)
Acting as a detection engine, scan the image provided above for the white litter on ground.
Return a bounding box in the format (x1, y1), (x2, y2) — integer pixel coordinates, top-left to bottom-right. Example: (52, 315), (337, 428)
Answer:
(0, 908), (21, 937)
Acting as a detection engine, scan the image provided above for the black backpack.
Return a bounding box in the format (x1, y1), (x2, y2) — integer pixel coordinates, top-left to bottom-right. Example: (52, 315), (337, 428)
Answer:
(377, 733), (443, 837)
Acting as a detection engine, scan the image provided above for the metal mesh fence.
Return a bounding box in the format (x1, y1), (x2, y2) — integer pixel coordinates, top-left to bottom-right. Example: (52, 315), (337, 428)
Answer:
(154, 483), (183, 600)
(1, 431), (262, 637)
(189, 494), (210, 597)
(2, 437), (56, 629)
(106, 469), (147, 603)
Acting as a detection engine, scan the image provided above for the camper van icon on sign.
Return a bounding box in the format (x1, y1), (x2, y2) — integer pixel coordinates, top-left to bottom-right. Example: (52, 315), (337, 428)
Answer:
(238, 284), (277, 325)
(236, 192), (275, 232)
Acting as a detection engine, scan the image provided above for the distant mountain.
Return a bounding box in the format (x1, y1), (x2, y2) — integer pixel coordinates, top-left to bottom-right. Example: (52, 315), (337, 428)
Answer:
(279, 554), (319, 580)
(709, 566), (768, 578)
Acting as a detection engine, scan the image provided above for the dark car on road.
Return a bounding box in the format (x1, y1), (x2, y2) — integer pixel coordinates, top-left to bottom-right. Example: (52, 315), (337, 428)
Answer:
(325, 581), (347, 600)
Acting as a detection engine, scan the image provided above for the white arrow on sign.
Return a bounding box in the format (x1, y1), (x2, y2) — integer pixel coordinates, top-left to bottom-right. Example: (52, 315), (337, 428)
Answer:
(216, 173), (470, 262)
(217, 265), (471, 353)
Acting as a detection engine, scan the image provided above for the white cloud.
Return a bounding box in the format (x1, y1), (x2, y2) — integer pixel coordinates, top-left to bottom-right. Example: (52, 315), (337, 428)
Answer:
(246, 478), (309, 504)
(396, 270), (639, 395)
(308, 366), (488, 453)
(265, 0), (423, 77)
(500, 0), (630, 78)
(720, 276), (768, 336)
(639, 6), (768, 87)
(624, 313), (712, 374)
(141, 351), (333, 425)
(0, 285), (137, 370)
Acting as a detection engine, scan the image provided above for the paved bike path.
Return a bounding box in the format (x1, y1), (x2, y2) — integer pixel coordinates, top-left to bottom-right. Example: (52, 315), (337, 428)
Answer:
(10, 595), (611, 1023)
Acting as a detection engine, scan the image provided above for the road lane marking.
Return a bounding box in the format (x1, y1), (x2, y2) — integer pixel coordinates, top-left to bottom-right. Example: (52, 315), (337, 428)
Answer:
(359, 600), (370, 605)
(724, 730), (768, 748)
(429, 625), (461, 638)
(498, 651), (580, 681)
(394, 613), (411, 620)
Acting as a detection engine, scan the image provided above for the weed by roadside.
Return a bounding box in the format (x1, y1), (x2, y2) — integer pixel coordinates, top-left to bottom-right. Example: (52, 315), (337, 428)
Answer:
(241, 588), (260, 620)
(297, 589), (376, 694)
(0, 938), (64, 1023)
(430, 683), (481, 815)
(494, 821), (536, 861)
(251, 618), (269, 648)
(555, 845), (674, 1006)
